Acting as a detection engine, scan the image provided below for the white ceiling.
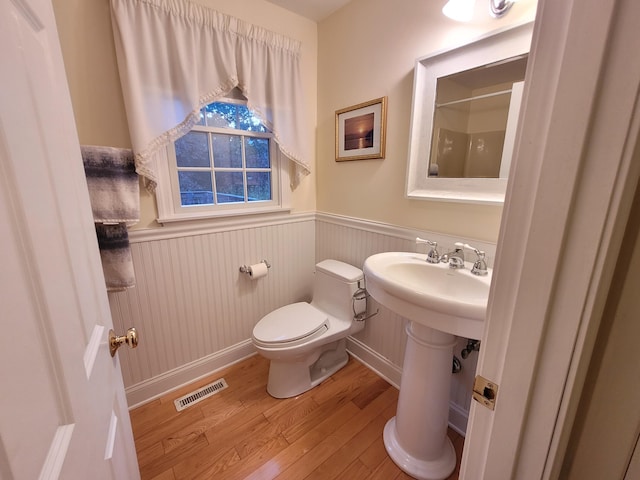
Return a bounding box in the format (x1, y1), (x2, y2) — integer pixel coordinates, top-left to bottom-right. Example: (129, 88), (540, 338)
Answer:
(263, 0), (352, 22)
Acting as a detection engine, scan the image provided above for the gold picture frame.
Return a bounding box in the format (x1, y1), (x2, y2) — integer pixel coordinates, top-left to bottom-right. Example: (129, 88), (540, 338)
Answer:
(335, 97), (387, 161)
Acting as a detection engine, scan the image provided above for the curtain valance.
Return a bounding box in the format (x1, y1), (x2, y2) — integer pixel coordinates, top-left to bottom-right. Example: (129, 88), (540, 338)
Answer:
(110, 0), (311, 191)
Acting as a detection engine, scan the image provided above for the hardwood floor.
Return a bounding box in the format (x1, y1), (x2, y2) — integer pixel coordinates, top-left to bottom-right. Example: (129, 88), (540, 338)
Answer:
(130, 355), (464, 479)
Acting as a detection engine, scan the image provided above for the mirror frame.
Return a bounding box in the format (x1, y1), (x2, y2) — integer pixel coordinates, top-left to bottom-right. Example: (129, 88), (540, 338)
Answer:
(405, 22), (534, 205)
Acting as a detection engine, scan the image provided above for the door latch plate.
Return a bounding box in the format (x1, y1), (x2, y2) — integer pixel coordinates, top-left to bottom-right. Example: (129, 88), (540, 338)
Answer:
(473, 375), (498, 410)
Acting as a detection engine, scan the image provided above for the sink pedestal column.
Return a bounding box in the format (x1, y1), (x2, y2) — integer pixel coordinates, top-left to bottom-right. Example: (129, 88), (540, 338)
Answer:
(383, 321), (458, 480)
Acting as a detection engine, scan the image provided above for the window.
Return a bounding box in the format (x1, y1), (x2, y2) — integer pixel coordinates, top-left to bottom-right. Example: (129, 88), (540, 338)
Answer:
(157, 97), (288, 223)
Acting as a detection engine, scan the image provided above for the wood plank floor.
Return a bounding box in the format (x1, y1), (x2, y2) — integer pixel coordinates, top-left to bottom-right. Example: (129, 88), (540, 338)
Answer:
(130, 355), (464, 480)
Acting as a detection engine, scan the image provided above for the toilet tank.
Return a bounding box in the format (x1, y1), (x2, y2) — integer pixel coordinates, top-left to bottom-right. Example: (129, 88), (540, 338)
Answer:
(311, 259), (364, 321)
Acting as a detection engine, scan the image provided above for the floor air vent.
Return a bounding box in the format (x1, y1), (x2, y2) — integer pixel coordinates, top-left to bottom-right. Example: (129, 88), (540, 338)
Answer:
(174, 378), (228, 411)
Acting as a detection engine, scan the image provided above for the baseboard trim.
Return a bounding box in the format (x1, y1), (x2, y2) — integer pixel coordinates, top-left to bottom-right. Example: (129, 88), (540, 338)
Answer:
(448, 401), (470, 436)
(125, 335), (469, 435)
(347, 336), (469, 436)
(346, 337), (402, 389)
(125, 340), (257, 409)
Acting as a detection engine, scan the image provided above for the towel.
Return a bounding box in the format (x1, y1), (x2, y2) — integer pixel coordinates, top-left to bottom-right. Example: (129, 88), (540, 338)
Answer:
(81, 145), (139, 225)
(82, 145), (139, 291)
(95, 223), (136, 291)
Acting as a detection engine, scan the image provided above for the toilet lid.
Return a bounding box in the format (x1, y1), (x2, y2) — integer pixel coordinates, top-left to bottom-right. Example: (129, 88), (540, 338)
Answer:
(253, 302), (328, 344)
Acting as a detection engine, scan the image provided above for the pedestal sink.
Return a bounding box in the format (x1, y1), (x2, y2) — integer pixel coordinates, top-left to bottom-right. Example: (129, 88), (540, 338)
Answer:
(363, 252), (491, 480)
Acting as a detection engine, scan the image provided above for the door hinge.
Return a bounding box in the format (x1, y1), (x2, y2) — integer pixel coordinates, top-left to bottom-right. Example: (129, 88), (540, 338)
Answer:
(473, 375), (498, 410)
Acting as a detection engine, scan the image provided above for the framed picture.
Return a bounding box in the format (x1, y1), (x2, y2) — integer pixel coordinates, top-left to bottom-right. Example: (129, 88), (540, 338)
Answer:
(335, 97), (387, 161)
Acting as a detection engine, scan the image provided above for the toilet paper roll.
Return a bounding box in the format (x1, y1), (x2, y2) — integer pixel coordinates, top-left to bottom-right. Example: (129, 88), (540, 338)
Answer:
(248, 262), (268, 279)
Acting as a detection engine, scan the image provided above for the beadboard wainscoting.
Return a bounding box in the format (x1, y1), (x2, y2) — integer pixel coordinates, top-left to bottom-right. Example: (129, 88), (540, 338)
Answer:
(316, 212), (497, 435)
(109, 213), (316, 408)
(110, 211), (495, 435)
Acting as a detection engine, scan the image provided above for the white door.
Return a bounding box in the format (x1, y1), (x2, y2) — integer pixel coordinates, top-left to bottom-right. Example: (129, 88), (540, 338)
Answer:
(461, 0), (640, 478)
(0, 0), (140, 478)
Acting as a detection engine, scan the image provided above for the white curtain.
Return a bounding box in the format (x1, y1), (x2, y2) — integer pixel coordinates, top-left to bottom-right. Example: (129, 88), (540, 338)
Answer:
(110, 0), (310, 191)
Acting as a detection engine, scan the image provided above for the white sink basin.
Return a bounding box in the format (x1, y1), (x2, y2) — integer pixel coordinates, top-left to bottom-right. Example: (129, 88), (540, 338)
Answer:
(363, 251), (491, 339)
(364, 250), (492, 479)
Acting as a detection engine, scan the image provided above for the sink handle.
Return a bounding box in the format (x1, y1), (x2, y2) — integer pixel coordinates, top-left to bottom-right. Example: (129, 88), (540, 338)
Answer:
(416, 237), (440, 264)
(463, 244), (488, 276)
(416, 237), (437, 246)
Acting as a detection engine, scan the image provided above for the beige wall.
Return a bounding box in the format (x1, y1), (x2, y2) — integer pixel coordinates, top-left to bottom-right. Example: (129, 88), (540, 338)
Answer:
(52, 0), (318, 229)
(52, 0), (538, 240)
(317, 0), (537, 242)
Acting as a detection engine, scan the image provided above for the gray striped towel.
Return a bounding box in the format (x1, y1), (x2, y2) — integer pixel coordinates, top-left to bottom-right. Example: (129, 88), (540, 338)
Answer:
(82, 145), (139, 291)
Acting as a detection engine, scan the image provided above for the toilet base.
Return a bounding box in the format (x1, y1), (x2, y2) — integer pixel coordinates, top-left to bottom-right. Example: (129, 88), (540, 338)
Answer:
(266, 340), (348, 398)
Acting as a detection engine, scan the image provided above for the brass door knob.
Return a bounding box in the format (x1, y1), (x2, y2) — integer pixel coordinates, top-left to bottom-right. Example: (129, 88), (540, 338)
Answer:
(109, 327), (138, 357)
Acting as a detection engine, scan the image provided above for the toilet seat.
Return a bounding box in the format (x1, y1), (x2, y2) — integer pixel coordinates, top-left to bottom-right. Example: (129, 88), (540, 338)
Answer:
(253, 302), (329, 347)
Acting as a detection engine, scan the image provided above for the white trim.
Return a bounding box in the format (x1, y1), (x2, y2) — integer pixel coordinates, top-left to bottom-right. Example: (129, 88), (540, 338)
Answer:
(448, 401), (469, 437)
(346, 337), (402, 388)
(316, 211), (497, 266)
(38, 424), (75, 480)
(155, 99), (292, 225)
(154, 147), (175, 222)
(316, 211), (494, 246)
(165, 128), (281, 217)
(103, 412), (118, 461)
(157, 205), (292, 224)
(538, 1), (640, 473)
(405, 22), (533, 205)
(83, 325), (105, 380)
(125, 340), (257, 409)
(498, 81), (524, 179)
(129, 211), (315, 243)
(132, 210), (495, 254)
(317, 211), (443, 240)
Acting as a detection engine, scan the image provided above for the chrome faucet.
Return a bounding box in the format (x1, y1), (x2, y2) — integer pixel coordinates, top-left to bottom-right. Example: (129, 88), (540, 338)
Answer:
(416, 237), (440, 264)
(463, 244), (488, 276)
(440, 242), (465, 269)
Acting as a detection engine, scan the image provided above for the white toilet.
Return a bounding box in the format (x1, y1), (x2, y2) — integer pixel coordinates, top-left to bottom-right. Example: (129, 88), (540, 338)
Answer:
(251, 259), (367, 398)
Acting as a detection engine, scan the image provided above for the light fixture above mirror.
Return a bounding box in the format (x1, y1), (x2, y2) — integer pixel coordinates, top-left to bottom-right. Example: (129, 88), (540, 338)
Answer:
(442, 0), (519, 22)
(442, 0), (476, 22)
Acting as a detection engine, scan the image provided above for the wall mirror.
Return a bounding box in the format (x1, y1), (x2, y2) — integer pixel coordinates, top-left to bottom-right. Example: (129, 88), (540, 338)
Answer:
(406, 22), (534, 204)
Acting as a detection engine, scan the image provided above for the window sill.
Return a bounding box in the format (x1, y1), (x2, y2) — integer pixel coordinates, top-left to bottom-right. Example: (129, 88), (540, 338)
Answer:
(157, 205), (292, 225)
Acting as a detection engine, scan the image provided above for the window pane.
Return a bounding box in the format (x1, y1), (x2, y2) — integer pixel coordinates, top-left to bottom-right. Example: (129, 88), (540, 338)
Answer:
(175, 132), (210, 167)
(212, 134), (242, 168)
(204, 102), (238, 128)
(237, 105), (268, 132)
(178, 171), (213, 205)
(215, 172), (245, 203)
(245, 138), (270, 168)
(247, 172), (271, 202)
(202, 101), (268, 132)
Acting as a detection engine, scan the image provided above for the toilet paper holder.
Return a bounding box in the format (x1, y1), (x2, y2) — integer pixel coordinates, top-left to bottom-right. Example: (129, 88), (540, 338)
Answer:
(239, 260), (271, 274)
